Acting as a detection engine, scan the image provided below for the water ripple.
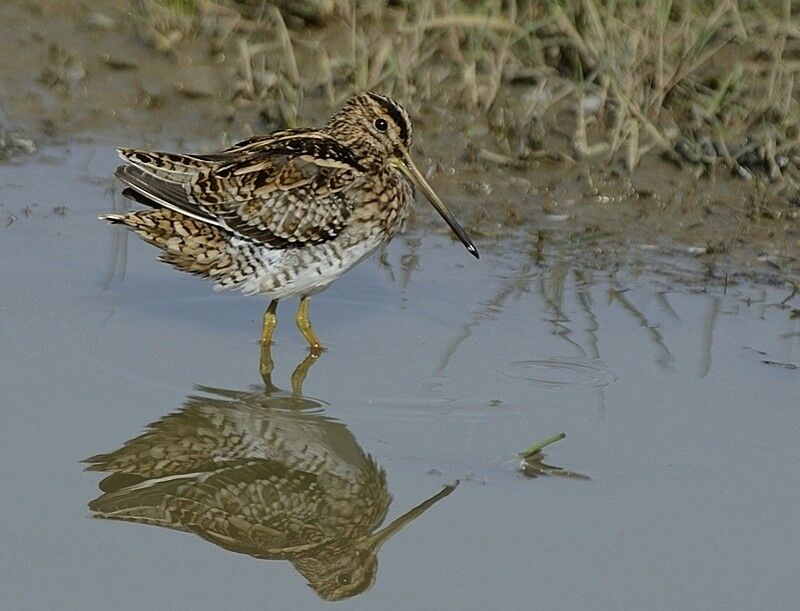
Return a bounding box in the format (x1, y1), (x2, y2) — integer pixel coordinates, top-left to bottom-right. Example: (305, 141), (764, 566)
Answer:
(503, 357), (616, 389)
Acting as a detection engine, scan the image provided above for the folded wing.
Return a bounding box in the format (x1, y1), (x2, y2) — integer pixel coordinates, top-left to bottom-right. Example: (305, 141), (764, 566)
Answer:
(115, 131), (365, 249)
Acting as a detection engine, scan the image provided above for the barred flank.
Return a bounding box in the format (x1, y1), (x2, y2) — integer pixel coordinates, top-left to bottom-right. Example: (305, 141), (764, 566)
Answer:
(101, 209), (255, 289)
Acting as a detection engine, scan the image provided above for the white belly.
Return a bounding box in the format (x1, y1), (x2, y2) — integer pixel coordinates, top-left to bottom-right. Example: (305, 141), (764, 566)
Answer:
(229, 233), (386, 300)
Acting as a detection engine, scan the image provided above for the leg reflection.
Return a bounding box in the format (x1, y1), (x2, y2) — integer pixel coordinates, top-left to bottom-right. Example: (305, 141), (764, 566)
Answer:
(260, 299), (279, 383)
(291, 349), (322, 397)
(260, 338), (323, 396)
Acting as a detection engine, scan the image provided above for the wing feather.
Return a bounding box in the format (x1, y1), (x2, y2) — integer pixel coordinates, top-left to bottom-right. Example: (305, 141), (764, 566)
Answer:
(115, 131), (364, 248)
(114, 165), (221, 226)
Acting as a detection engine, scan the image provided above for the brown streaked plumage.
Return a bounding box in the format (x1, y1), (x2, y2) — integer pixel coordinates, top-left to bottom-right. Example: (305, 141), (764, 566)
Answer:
(103, 91), (478, 350)
(84, 378), (458, 601)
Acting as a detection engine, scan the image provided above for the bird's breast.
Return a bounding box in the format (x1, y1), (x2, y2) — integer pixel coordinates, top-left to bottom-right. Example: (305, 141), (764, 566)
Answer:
(347, 169), (412, 239)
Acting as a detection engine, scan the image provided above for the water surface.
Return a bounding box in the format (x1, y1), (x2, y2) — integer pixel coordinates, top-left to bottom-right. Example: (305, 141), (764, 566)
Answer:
(1, 146), (799, 609)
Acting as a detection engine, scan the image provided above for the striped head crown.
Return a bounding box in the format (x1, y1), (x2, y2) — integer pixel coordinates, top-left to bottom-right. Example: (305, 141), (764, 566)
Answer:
(324, 91), (414, 167)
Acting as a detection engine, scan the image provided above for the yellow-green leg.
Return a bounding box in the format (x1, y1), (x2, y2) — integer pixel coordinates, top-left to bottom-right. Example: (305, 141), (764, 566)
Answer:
(295, 296), (324, 351)
(260, 299), (279, 383)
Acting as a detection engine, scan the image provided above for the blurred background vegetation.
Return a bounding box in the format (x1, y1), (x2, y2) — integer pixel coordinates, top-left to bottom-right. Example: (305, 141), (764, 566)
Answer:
(134, 0), (800, 186)
(1, 0), (798, 267)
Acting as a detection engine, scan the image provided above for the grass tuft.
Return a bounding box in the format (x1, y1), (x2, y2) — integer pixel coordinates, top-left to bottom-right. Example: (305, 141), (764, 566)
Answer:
(137, 0), (800, 192)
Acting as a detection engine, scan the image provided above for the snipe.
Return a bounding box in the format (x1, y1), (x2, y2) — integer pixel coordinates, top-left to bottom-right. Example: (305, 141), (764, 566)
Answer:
(84, 362), (458, 600)
(103, 91), (478, 350)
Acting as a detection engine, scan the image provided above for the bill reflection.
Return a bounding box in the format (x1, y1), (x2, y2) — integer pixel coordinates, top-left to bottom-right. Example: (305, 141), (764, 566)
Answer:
(85, 352), (456, 601)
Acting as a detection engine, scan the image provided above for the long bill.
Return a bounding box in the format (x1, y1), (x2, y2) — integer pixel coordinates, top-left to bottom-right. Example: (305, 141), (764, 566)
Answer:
(395, 151), (480, 259)
(359, 482), (459, 553)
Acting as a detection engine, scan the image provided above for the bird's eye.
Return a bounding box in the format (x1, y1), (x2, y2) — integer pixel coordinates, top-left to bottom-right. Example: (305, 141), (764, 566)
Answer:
(374, 118), (388, 132)
(337, 574), (352, 586)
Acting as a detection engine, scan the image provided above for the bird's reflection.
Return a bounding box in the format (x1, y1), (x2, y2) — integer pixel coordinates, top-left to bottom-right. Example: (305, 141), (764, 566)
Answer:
(84, 348), (457, 601)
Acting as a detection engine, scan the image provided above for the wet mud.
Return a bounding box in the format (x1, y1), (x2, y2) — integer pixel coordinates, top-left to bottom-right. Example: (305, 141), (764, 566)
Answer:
(1, 0), (798, 282)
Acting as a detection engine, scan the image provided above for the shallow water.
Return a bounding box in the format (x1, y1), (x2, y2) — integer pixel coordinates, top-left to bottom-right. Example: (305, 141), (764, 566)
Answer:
(1, 146), (799, 609)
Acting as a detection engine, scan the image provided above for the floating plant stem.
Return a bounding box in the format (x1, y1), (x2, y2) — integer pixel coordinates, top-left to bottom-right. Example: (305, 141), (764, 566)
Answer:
(519, 432), (566, 460)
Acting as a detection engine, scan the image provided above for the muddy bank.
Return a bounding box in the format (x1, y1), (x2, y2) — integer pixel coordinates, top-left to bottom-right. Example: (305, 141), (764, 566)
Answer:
(1, 0), (797, 281)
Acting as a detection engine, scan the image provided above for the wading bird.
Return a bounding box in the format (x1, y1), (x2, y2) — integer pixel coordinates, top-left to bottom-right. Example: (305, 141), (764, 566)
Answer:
(103, 91), (478, 350)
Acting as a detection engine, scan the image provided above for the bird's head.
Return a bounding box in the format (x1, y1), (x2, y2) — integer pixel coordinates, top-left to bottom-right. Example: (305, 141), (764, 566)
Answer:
(326, 91), (479, 259)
